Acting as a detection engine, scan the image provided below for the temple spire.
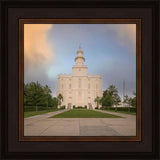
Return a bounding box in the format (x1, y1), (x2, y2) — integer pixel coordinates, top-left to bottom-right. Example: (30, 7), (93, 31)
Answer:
(75, 45), (85, 66)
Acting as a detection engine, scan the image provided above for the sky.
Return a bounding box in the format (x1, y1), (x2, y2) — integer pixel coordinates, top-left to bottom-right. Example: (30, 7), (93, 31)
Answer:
(24, 24), (136, 98)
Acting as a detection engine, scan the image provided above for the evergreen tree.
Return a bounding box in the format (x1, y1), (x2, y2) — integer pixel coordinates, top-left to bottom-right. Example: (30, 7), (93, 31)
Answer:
(52, 97), (59, 108)
(101, 94), (114, 107)
(43, 85), (52, 108)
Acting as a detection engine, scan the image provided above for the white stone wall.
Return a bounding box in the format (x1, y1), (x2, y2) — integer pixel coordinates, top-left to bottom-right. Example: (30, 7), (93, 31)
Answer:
(57, 74), (102, 109)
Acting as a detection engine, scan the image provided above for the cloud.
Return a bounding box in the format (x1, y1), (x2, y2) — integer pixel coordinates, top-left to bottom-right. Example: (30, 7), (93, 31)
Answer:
(24, 24), (54, 74)
(106, 24), (136, 55)
(24, 24), (136, 97)
(116, 24), (136, 53)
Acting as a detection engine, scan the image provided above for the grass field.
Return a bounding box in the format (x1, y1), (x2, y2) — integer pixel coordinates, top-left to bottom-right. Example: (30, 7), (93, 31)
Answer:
(24, 109), (63, 118)
(98, 109), (136, 115)
(113, 111), (136, 115)
(50, 109), (122, 118)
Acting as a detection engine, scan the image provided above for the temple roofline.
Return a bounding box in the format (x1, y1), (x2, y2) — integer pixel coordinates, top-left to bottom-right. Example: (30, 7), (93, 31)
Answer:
(58, 74), (102, 78)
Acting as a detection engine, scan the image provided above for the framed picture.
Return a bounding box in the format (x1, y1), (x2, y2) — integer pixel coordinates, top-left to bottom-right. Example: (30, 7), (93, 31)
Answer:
(19, 19), (141, 141)
(0, 0), (159, 159)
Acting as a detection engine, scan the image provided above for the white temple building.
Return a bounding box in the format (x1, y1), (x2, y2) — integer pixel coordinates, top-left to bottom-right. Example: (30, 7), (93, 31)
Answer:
(56, 46), (102, 109)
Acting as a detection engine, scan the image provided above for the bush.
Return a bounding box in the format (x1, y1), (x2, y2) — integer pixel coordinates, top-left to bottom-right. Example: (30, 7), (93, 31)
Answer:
(60, 105), (66, 109)
(84, 105), (87, 109)
(73, 105), (76, 109)
(100, 107), (136, 112)
(95, 107), (98, 109)
(24, 106), (54, 112)
(77, 106), (83, 109)
(73, 106), (87, 109)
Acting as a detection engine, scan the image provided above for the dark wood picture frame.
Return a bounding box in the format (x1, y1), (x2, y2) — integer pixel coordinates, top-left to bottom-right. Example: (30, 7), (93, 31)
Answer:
(19, 18), (141, 142)
(0, 0), (159, 159)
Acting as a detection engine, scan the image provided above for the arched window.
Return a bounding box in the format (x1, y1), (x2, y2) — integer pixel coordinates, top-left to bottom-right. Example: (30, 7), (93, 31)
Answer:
(79, 79), (81, 88)
(78, 92), (81, 103)
(88, 83), (90, 89)
(69, 84), (71, 89)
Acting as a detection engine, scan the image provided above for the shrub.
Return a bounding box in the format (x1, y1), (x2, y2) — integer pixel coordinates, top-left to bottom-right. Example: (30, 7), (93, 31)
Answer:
(24, 106), (54, 112)
(74, 106), (87, 109)
(84, 105), (87, 109)
(100, 107), (136, 112)
(73, 105), (76, 109)
(77, 106), (83, 109)
(95, 107), (98, 109)
(60, 105), (65, 109)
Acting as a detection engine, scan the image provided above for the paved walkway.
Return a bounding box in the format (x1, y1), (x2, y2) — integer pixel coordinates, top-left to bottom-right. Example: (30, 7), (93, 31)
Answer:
(24, 109), (136, 136)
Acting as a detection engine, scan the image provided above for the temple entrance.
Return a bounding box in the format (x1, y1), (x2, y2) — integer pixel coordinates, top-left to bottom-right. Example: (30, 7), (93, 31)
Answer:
(68, 103), (72, 109)
(88, 103), (92, 109)
(88, 97), (92, 109)
(68, 97), (72, 109)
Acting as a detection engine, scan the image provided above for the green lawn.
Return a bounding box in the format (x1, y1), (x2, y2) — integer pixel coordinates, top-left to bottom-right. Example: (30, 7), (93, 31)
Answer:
(24, 109), (63, 118)
(50, 109), (122, 118)
(115, 111), (136, 115)
(98, 109), (136, 115)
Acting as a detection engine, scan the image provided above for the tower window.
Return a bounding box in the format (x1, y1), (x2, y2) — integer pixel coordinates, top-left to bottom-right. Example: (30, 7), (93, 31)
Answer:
(78, 92), (81, 102)
(88, 83), (90, 89)
(69, 84), (71, 89)
(79, 79), (81, 88)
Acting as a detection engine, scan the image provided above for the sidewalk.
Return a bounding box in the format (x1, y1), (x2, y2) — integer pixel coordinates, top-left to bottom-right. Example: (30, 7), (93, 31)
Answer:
(24, 109), (136, 136)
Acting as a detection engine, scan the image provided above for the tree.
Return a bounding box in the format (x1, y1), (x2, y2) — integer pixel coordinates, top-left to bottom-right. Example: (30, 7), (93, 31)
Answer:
(131, 97), (136, 107)
(43, 85), (52, 109)
(108, 85), (118, 98)
(27, 82), (44, 112)
(24, 83), (29, 106)
(124, 94), (136, 107)
(113, 93), (121, 111)
(123, 95), (129, 105)
(24, 82), (57, 111)
(102, 85), (120, 107)
(101, 94), (114, 107)
(123, 95), (134, 113)
(57, 93), (63, 106)
(94, 96), (101, 108)
(131, 91), (136, 107)
(52, 97), (59, 108)
(103, 90), (109, 97)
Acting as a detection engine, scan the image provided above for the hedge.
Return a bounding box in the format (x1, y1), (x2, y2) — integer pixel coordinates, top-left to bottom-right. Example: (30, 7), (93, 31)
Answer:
(24, 106), (57, 112)
(100, 107), (136, 112)
(60, 105), (66, 109)
(73, 106), (87, 109)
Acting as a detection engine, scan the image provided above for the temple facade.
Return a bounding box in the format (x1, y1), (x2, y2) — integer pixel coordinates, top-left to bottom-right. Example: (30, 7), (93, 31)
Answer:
(56, 46), (102, 109)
